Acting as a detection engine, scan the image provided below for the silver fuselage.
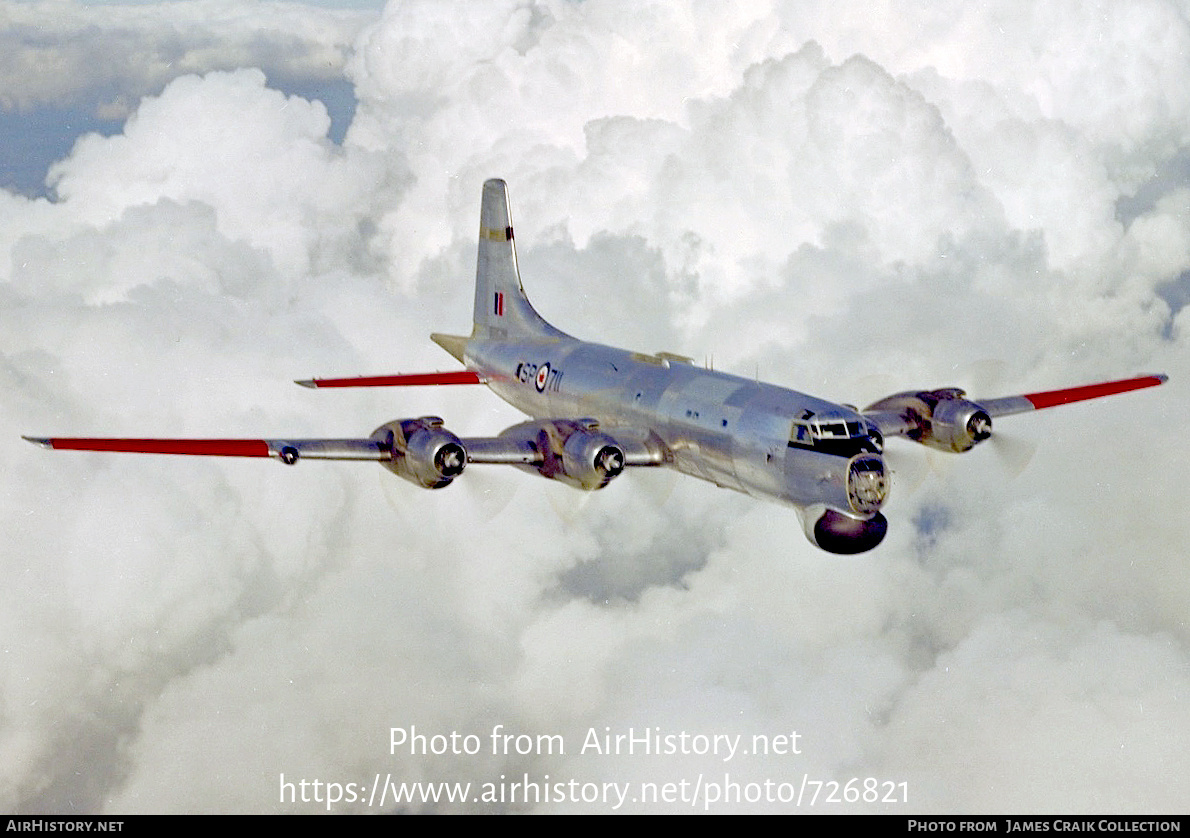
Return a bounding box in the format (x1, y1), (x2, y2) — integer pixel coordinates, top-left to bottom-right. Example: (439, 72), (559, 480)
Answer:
(468, 334), (885, 514)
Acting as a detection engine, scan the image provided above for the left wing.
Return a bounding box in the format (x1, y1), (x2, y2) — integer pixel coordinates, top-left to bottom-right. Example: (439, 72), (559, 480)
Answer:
(864, 374), (1168, 453)
(974, 374), (1168, 416)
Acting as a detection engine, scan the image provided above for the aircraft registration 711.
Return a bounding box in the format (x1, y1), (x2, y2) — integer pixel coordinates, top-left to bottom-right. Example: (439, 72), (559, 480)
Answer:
(25, 179), (1168, 553)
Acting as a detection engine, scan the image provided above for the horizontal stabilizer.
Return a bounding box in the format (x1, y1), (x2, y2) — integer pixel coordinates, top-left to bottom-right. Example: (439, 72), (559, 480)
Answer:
(431, 333), (469, 363)
(295, 371), (484, 389)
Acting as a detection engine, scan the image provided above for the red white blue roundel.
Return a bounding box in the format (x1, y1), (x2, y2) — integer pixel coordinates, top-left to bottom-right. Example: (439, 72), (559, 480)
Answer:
(535, 363), (550, 392)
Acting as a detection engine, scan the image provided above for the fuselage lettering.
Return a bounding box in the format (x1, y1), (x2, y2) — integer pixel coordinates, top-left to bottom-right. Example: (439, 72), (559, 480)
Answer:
(516, 361), (562, 393)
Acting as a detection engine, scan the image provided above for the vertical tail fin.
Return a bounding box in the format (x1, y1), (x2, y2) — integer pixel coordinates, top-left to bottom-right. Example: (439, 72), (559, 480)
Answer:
(471, 179), (566, 341)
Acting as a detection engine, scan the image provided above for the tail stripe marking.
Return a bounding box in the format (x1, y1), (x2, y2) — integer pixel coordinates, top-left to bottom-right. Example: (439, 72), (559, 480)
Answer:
(480, 225), (513, 242)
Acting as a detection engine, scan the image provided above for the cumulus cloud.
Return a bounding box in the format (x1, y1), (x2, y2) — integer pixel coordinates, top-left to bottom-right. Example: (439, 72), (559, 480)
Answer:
(3, 0), (1188, 815)
(0, 0), (370, 115)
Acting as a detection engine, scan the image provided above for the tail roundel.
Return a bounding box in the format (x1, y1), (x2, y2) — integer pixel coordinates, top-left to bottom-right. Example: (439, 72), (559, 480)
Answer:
(470, 179), (566, 341)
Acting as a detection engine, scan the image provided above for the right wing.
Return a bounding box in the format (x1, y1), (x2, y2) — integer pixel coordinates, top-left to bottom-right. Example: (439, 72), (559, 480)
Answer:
(21, 436), (387, 464)
(24, 417), (669, 492)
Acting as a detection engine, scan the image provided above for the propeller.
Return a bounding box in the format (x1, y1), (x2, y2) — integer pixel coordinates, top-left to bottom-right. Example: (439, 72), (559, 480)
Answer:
(961, 358), (1036, 476)
(882, 446), (930, 496)
(985, 429), (1037, 477)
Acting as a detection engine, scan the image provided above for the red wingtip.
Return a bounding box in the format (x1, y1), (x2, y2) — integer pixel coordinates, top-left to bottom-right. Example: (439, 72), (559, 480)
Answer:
(34, 438), (271, 457)
(1023, 374), (1168, 410)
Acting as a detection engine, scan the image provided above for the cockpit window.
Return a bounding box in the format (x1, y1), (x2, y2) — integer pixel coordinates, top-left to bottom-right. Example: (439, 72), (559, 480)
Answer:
(789, 416), (880, 457)
(812, 419), (865, 439)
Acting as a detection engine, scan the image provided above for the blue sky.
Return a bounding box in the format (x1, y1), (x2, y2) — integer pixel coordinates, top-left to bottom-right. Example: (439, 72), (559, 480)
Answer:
(0, 0), (373, 195)
(0, 79), (358, 196)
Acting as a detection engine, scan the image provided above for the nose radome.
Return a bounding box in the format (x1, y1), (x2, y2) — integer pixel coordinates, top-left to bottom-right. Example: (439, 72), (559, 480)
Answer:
(848, 455), (888, 515)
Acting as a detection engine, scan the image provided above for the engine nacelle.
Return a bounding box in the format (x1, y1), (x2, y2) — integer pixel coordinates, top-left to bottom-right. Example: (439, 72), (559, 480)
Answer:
(800, 505), (888, 554)
(866, 388), (992, 453)
(561, 428), (625, 490)
(929, 396), (992, 452)
(498, 418), (627, 490)
(371, 417), (467, 489)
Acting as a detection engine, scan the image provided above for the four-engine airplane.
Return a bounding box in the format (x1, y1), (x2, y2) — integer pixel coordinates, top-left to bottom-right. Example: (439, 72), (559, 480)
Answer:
(24, 179), (1168, 553)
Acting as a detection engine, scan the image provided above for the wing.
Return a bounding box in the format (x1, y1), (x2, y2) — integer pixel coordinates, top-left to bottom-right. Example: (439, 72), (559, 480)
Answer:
(21, 430), (464, 490)
(23, 367), (489, 470)
(21, 436), (387, 463)
(24, 417), (668, 492)
(973, 374), (1168, 417)
(864, 374), (1167, 452)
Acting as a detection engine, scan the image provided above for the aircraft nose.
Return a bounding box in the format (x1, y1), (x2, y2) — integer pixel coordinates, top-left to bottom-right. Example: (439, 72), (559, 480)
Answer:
(847, 455), (888, 515)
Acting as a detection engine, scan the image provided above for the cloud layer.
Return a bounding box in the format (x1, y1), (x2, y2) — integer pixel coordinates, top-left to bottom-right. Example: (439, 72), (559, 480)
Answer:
(3, 0), (1188, 813)
(0, 0), (369, 114)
